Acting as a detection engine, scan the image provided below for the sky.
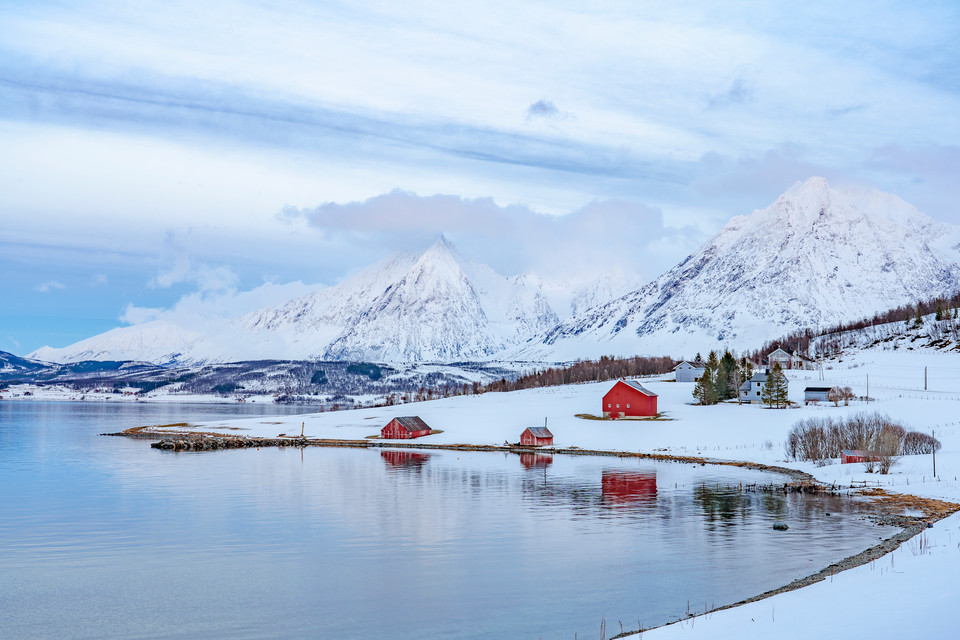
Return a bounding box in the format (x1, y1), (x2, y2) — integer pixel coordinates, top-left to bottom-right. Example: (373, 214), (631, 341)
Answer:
(2, 0), (959, 355)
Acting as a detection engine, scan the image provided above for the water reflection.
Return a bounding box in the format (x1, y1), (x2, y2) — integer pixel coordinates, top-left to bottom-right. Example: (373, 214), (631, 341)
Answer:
(381, 449), (431, 470)
(519, 452), (553, 470)
(601, 471), (657, 504)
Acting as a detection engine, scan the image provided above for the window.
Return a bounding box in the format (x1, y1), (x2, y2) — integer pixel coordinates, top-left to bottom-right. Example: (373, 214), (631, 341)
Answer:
(626, 404), (630, 409)
(607, 403), (611, 408)
(616, 404), (620, 408)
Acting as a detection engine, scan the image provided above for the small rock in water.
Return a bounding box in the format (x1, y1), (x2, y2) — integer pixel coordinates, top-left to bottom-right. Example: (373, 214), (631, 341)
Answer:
(772, 523), (789, 531)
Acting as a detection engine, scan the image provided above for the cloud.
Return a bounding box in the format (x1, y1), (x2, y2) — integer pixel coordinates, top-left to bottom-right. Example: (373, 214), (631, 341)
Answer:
(150, 233), (239, 292)
(34, 281), (66, 292)
(90, 273), (108, 286)
(525, 99), (573, 122)
(8, 336), (21, 350)
(120, 280), (317, 326)
(826, 103), (868, 117)
(707, 76), (753, 109)
(280, 189), (694, 283)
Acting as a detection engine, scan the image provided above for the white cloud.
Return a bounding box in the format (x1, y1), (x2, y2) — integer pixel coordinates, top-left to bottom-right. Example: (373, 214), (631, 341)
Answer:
(121, 280), (317, 326)
(281, 189), (701, 282)
(34, 281), (66, 293)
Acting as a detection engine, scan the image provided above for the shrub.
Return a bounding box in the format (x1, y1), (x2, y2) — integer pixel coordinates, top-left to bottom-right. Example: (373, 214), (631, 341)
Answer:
(785, 412), (936, 473)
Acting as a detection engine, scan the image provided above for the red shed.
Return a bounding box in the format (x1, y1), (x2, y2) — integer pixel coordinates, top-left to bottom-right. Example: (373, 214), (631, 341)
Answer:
(602, 379), (658, 418)
(841, 449), (882, 464)
(381, 416), (432, 439)
(520, 426), (554, 447)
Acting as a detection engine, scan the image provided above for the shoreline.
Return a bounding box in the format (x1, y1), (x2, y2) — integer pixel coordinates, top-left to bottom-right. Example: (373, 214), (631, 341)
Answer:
(109, 427), (959, 637)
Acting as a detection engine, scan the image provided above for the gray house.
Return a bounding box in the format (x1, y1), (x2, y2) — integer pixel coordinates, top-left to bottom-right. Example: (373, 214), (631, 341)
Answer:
(739, 370), (769, 404)
(674, 361), (707, 383)
(804, 387), (832, 404)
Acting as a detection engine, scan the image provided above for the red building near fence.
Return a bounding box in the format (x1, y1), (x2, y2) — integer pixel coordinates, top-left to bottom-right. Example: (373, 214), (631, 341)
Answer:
(381, 416), (432, 439)
(840, 450), (882, 464)
(602, 380), (658, 418)
(520, 426), (553, 447)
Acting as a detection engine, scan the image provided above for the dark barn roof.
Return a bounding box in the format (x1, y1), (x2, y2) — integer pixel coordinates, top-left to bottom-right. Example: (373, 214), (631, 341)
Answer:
(805, 387), (832, 392)
(525, 427), (553, 438)
(391, 416), (431, 432)
(618, 380), (657, 397)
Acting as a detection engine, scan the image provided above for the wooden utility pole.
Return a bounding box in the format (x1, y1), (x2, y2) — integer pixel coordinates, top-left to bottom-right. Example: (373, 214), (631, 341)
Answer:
(925, 366), (928, 391)
(933, 429), (937, 478)
(866, 374), (869, 401)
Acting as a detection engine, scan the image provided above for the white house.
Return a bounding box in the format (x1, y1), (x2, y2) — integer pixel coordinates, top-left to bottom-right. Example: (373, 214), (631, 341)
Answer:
(673, 361), (707, 383)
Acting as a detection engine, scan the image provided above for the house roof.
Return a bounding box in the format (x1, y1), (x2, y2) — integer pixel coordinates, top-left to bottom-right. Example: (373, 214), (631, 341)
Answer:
(674, 361), (706, 370)
(390, 416), (431, 432)
(740, 370), (769, 391)
(525, 427), (553, 438)
(618, 379), (657, 397)
(768, 348), (790, 357)
(805, 387), (832, 392)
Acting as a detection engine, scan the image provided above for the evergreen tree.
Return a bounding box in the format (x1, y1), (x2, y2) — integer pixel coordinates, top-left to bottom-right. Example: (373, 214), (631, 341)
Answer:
(935, 299), (943, 321)
(914, 304), (924, 328)
(719, 351), (738, 400)
(761, 362), (788, 408)
(694, 352), (703, 364)
(704, 351), (720, 404)
(693, 355), (719, 405)
(772, 363), (789, 408)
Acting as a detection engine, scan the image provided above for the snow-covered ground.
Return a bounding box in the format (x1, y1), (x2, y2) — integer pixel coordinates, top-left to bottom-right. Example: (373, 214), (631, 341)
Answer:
(8, 344), (960, 637)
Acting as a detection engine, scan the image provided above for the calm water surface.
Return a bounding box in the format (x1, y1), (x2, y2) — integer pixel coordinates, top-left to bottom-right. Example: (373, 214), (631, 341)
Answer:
(0, 401), (894, 639)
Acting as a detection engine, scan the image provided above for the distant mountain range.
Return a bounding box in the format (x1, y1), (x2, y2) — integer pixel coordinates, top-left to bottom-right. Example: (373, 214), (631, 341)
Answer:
(30, 177), (960, 365)
(521, 177), (960, 359)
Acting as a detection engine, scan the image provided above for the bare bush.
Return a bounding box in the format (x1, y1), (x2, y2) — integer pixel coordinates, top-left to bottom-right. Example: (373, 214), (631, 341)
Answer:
(902, 431), (942, 455)
(785, 412), (931, 474)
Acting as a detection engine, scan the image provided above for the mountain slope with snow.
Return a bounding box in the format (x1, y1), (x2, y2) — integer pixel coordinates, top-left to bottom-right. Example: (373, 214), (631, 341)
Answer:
(524, 177), (960, 360)
(31, 238), (560, 364)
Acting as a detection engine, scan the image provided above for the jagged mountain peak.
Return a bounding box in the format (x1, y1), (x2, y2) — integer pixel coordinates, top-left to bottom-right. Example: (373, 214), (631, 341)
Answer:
(523, 178), (960, 360)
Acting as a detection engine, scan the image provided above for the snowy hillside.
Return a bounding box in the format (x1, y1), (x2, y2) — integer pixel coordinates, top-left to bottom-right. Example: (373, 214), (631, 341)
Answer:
(524, 177), (960, 360)
(31, 238), (560, 364)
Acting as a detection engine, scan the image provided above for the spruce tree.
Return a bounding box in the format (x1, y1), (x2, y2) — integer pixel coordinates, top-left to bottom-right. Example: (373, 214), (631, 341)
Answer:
(719, 351), (737, 400)
(936, 300), (944, 321)
(771, 363), (789, 408)
(760, 363), (783, 408)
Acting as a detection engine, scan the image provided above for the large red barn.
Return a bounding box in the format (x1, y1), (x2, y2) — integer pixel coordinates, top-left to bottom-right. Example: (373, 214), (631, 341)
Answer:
(381, 416), (432, 439)
(520, 426), (553, 447)
(602, 379), (658, 418)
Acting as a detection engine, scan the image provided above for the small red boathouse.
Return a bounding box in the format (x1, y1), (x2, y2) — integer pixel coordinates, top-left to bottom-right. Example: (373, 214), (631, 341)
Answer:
(840, 450), (882, 464)
(381, 416), (432, 439)
(602, 379), (658, 418)
(520, 426), (553, 447)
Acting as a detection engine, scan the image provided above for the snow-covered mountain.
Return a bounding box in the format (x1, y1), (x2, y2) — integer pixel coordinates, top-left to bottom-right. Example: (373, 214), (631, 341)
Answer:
(521, 177), (960, 360)
(31, 237), (561, 364)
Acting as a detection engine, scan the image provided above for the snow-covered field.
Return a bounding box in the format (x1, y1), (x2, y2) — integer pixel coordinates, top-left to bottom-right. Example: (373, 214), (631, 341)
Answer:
(7, 344), (960, 637)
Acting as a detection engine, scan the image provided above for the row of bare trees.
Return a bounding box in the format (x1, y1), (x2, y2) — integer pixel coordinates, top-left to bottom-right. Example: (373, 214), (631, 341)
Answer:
(785, 412), (940, 473)
(748, 288), (960, 362)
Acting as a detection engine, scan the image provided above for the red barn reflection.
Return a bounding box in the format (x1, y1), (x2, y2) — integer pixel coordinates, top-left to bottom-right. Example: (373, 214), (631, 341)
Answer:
(380, 450), (431, 469)
(601, 471), (657, 503)
(519, 453), (553, 470)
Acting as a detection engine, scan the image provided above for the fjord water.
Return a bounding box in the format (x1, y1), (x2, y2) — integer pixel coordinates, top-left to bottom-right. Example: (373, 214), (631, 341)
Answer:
(1, 402), (893, 639)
